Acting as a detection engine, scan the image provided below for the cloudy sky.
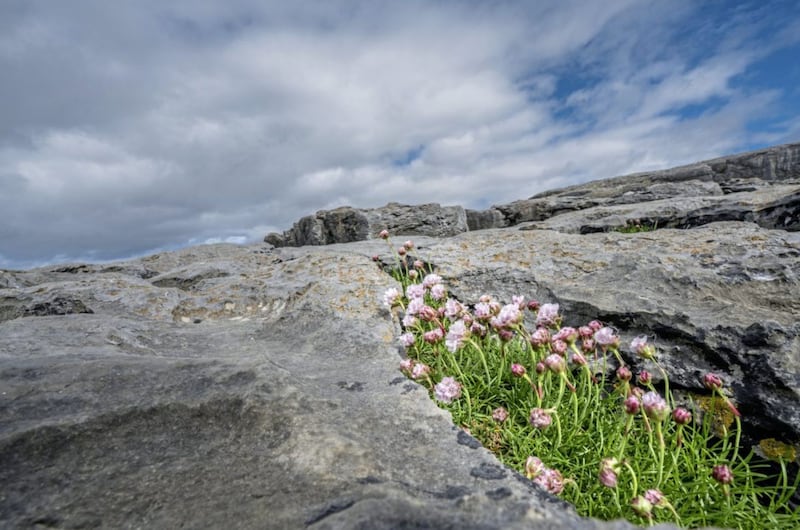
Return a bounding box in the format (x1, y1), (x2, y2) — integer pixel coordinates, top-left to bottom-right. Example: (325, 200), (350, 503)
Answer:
(2, 1), (799, 269)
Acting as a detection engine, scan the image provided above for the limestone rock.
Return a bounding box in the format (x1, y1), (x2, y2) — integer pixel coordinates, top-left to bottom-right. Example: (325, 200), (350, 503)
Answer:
(265, 202), (468, 247)
(0, 244), (647, 529)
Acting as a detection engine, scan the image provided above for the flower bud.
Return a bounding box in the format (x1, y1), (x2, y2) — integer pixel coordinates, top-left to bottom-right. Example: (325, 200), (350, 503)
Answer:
(413, 259), (425, 269)
(530, 327), (550, 347)
(594, 326), (620, 347)
(529, 408), (552, 429)
(581, 338), (595, 352)
(379, 229), (389, 239)
(411, 362), (430, 380)
(510, 363), (527, 377)
(397, 246), (406, 256)
(527, 300), (540, 311)
(644, 488), (665, 507)
(599, 457), (620, 488)
(637, 370), (651, 385)
(525, 456), (546, 479)
(704, 372), (723, 390)
(630, 335), (656, 359)
(570, 352), (587, 366)
(551, 339), (567, 355)
(578, 325), (594, 338)
(624, 395), (640, 415)
(631, 495), (653, 518)
(616, 365), (632, 382)
(535, 362), (546, 374)
(642, 391), (670, 421)
(544, 354), (566, 374)
(672, 407), (692, 425)
(712, 464), (733, 485)
(423, 328), (443, 344)
(403, 240), (414, 250)
(588, 320), (603, 331)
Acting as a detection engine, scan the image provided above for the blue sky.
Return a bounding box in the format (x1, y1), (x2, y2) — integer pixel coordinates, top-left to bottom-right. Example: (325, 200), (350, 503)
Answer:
(1, 0), (799, 269)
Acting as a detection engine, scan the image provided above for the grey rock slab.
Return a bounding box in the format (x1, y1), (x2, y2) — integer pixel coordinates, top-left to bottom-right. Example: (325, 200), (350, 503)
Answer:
(0, 243), (651, 529)
(523, 184), (800, 234)
(426, 223), (800, 444)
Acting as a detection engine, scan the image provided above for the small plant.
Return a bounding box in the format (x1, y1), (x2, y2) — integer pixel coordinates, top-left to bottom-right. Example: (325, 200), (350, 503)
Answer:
(378, 231), (799, 529)
(615, 219), (658, 233)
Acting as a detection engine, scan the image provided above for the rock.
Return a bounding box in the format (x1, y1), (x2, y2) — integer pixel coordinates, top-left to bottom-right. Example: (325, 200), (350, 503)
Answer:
(0, 244), (646, 529)
(265, 202), (469, 247)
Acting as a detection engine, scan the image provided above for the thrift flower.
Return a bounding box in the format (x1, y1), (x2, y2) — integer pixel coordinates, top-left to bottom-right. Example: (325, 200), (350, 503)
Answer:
(536, 303), (560, 327)
(704, 372), (723, 390)
(637, 370), (651, 385)
(383, 287), (401, 308)
(530, 328), (551, 347)
(406, 284), (425, 300)
(525, 456), (546, 479)
(413, 259), (424, 269)
(399, 332), (415, 347)
(411, 363), (431, 380)
(594, 327), (620, 347)
(511, 363), (527, 377)
(544, 354), (566, 374)
(624, 395), (640, 415)
(403, 240), (414, 250)
(529, 408), (552, 429)
(588, 320), (603, 331)
(445, 320), (468, 353)
(599, 458), (620, 488)
(379, 229), (389, 239)
(492, 407), (509, 423)
(422, 273), (442, 289)
(644, 489), (665, 507)
(712, 465), (733, 485)
(553, 327), (578, 343)
(434, 377), (462, 404)
(402, 314), (418, 328)
(631, 496), (653, 519)
(444, 298), (464, 318)
(642, 391), (670, 421)
(418, 305), (438, 322)
(535, 468), (564, 495)
(423, 328), (444, 344)
(430, 283), (446, 301)
(399, 359), (413, 373)
(491, 303), (522, 329)
(672, 407), (692, 425)
(631, 335), (656, 359)
(616, 365), (632, 382)
(473, 302), (493, 321)
(512, 295), (525, 309)
(551, 339), (568, 355)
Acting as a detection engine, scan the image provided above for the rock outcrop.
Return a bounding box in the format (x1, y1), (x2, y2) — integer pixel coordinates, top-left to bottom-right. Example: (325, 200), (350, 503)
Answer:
(3, 141), (800, 528)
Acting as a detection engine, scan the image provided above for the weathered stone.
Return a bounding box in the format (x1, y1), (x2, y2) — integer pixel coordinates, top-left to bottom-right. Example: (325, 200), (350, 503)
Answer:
(0, 243), (650, 529)
(266, 202), (468, 247)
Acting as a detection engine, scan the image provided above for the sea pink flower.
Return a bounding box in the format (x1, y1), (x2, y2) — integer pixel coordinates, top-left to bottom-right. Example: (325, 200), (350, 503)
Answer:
(418, 305), (438, 322)
(445, 320), (469, 353)
(530, 327), (551, 347)
(594, 327), (619, 347)
(397, 247), (406, 256)
(511, 363), (527, 377)
(644, 489), (665, 506)
(402, 314), (418, 328)
(430, 283), (446, 301)
(383, 287), (401, 308)
(631, 496), (653, 518)
(525, 456), (546, 479)
(444, 298), (464, 318)
(492, 407), (509, 423)
(551, 339), (567, 355)
(491, 303), (522, 329)
(544, 354), (566, 374)
(399, 358), (414, 372)
(422, 273), (442, 289)
(588, 320), (603, 331)
(536, 303), (560, 327)
(712, 464), (733, 485)
(637, 370), (651, 385)
(406, 284), (425, 300)
(413, 259), (425, 269)
(578, 326), (594, 338)
(553, 327), (578, 343)
(411, 363), (431, 380)
(624, 395), (640, 415)
(529, 408), (552, 429)
(581, 338), (595, 352)
(470, 322), (487, 337)
(473, 302), (492, 321)
(403, 240), (414, 250)
(570, 352), (587, 366)
(672, 407), (692, 425)
(534, 468), (564, 495)
(379, 229), (389, 239)
(642, 391), (669, 421)
(704, 372), (723, 390)
(423, 328), (444, 344)
(399, 332), (415, 347)
(434, 377), (462, 403)
(616, 365), (632, 382)
(599, 458), (620, 488)
(631, 335), (656, 359)
(512, 295), (525, 309)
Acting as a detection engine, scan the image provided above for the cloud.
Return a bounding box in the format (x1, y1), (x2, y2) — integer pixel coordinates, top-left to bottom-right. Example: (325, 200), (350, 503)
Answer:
(0, 0), (798, 269)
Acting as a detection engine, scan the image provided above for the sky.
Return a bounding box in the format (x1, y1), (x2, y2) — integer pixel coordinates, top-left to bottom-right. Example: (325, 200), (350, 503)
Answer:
(1, 1), (799, 270)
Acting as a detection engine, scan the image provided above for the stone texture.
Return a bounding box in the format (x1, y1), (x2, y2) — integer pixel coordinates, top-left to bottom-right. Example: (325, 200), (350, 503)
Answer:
(265, 202), (468, 247)
(0, 244), (651, 530)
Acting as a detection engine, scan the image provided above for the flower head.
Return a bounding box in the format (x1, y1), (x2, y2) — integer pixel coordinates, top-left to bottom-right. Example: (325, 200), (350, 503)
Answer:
(594, 327), (620, 347)
(525, 456), (546, 479)
(672, 407), (692, 425)
(534, 468), (564, 495)
(399, 332), (415, 348)
(411, 363), (431, 380)
(551, 339), (568, 355)
(444, 298), (464, 318)
(406, 284), (425, 300)
(616, 365), (632, 382)
(492, 407), (509, 423)
(422, 273), (442, 289)
(445, 320), (469, 353)
(530, 327), (551, 347)
(544, 354), (566, 374)
(529, 408), (552, 429)
(637, 370), (651, 385)
(712, 464), (733, 485)
(599, 457), (620, 488)
(642, 391), (670, 421)
(423, 328), (444, 344)
(624, 395), (641, 415)
(536, 303), (560, 327)
(383, 287), (401, 308)
(631, 335), (656, 359)
(644, 488), (665, 507)
(434, 377), (462, 404)
(403, 240), (414, 250)
(510, 363), (527, 377)
(704, 372), (723, 390)
(430, 283), (446, 301)
(379, 229), (389, 239)
(491, 303), (522, 329)
(631, 496), (653, 519)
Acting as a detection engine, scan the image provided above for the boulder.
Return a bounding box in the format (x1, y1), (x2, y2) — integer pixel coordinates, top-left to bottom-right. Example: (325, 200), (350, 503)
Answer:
(0, 244), (646, 529)
(266, 202), (469, 247)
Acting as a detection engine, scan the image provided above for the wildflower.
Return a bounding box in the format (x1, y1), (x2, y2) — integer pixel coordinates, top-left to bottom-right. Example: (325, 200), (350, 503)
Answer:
(402, 314), (418, 328)
(510, 363), (527, 377)
(599, 457), (620, 488)
(406, 284), (425, 300)
(403, 240), (414, 250)
(570, 352), (587, 366)
(473, 302), (493, 321)
(616, 365), (632, 382)
(372, 255), (380, 262)
(430, 283), (446, 301)
(418, 305), (438, 322)
(551, 339), (567, 355)
(672, 407), (692, 425)
(544, 354), (566, 374)
(581, 339), (595, 352)
(525, 456), (546, 479)
(703, 372), (723, 390)
(411, 363), (431, 380)
(491, 303), (522, 329)
(578, 325), (594, 339)
(536, 303), (560, 327)
(630, 496), (653, 519)
(594, 327), (620, 347)
(588, 320), (603, 331)
(445, 320), (468, 353)
(434, 377), (462, 404)
(444, 298), (464, 318)
(383, 287), (401, 308)
(712, 464), (733, 485)
(399, 358), (413, 373)
(529, 408), (552, 429)
(413, 259), (424, 269)
(535, 362), (546, 374)
(527, 300), (540, 311)
(553, 327), (578, 343)
(422, 273), (442, 289)
(512, 295), (525, 309)
(644, 488), (665, 507)
(408, 269), (418, 280)
(631, 335), (656, 359)
(534, 468), (564, 495)
(397, 247), (406, 256)
(399, 332), (415, 347)
(637, 370), (651, 385)
(497, 329), (514, 342)
(642, 391), (670, 421)
(530, 328), (551, 347)
(379, 229), (389, 239)
(470, 322), (487, 337)
(624, 395), (640, 415)
(423, 328), (444, 344)
(492, 407), (509, 423)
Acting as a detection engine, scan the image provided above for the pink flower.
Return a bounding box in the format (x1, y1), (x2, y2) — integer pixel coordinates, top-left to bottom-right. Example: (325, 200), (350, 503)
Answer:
(588, 320), (603, 331)
(408, 270), (418, 280)
(570, 352), (587, 366)
(525, 456), (546, 479)
(402, 314), (418, 328)
(642, 391), (669, 421)
(399, 332), (415, 347)
(551, 339), (567, 355)
(530, 327), (551, 347)
(624, 395), (640, 415)
(631, 496), (653, 518)
(423, 328), (444, 344)
(644, 488), (665, 506)
(534, 468), (564, 495)
(470, 322), (487, 337)
(397, 247), (406, 256)
(490, 303), (522, 329)
(406, 284), (425, 300)
(413, 259), (425, 269)
(434, 377), (462, 403)
(529, 408), (552, 429)
(473, 302), (492, 321)
(599, 458), (619, 488)
(422, 273), (442, 289)
(631, 335), (656, 359)
(444, 298), (464, 318)
(430, 283), (446, 301)
(379, 229), (389, 239)
(445, 320), (468, 353)
(581, 339), (595, 352)
(403, 240), (414, 250)
(511, 363), (527, 377)
(512, 295), (525, 309)
(399, 358), (413, 372)
(704, 372), (723, 390)
(411, 363), (430, 380)
(672, 407), (692, 425)
(553, 327), (578, 343)
(593, 327), (619, 347)
(712, 464), (733, 485)
(383, 287), (401, 308)
(616, 365), (632, 382)
(637, 370), (651, 385)
(544, 354), (566, 374)
(492, 407), (509, 423)
(578, 326), (594, 338)
(418, 305), (438, 322)
(536, 303), (560, 327)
